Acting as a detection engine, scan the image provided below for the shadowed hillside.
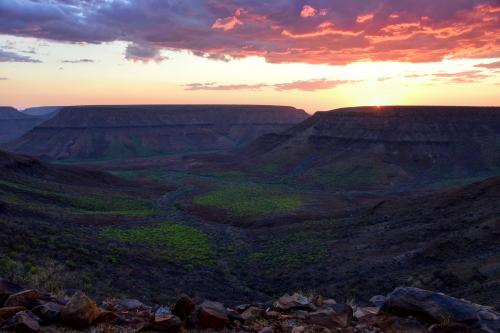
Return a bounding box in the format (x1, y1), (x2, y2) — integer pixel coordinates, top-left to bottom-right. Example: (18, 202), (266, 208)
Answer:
(0, 107), (47, 144)
(238, 106), (500, 190)
(6, 105), (308, 161)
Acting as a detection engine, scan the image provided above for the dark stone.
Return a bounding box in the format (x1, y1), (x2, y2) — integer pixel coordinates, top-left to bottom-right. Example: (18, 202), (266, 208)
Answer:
(172, 294), (195, 320)
(381, 287), (500, 332)
(197, 300), (228, 329)
(306, 304), (353, 329)
(31, 302), (62, 325)
(1, 310), (40, 333)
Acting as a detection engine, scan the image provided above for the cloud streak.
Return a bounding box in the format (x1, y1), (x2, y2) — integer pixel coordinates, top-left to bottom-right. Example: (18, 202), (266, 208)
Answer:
(0, 1), (498, 65)
(184, 78), (357, 92)
(0, 49), (41, 63)
(61, 59), (94, 63)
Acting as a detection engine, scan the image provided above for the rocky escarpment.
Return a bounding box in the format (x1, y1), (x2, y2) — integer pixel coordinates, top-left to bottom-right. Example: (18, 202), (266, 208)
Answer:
(6, 105), (308, 160)
(0, 280), (499, 333)
(239, 106), (500, 190)
(0, 107), (47, 144)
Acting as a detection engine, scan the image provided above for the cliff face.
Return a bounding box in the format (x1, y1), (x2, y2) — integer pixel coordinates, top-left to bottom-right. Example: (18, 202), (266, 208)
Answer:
(241, 106), (500, 189)
(0, 107), (47, 144)
(7, 105), (308, 160)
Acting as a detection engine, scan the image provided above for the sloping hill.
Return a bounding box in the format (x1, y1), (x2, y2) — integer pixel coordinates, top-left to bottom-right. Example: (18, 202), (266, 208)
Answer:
(239, 106), (500, 190)
(7, 105), (308, 160)
(0, 107), (46, 144)
(22, 106), (62, 117)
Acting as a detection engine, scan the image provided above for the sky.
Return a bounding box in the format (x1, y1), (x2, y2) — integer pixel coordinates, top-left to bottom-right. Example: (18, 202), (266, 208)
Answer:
(0, 0), (499, 113)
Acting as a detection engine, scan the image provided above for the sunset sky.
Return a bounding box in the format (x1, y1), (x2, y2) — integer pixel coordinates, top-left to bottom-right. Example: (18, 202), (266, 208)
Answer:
(1, 0), (499, 113)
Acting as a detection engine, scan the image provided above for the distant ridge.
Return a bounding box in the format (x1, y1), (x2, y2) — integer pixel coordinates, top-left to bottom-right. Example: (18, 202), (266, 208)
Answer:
(238, 105), (500, 190)
(7, 104), (308, 160)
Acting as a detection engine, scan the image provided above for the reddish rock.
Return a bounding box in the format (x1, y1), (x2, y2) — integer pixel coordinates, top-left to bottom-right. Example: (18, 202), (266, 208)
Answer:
(306, 304), (353, 329)
(172, 294), (195, 320)
(197, 300), (228, 329)
(150, 314), (182, 333)
(60, 291), (100, 328)
(95, 309), (119, 323)
(4, 289), (39, 308)
(0, 306), (26, 321)
(1, 310), (40, 333)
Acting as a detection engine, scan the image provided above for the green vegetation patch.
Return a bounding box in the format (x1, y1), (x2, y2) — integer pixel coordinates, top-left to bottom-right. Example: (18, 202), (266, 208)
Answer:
(304, 159), (390, 190)
(101, 222), (215, 265)
(193, 183), (302, 216)
(246, 228), (334, 269)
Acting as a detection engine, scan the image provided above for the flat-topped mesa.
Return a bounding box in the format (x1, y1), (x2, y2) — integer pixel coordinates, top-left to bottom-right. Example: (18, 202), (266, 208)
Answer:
(6, 104), (308, 160)
(291, 105), (500, 143)
(240, 106), (500, 190)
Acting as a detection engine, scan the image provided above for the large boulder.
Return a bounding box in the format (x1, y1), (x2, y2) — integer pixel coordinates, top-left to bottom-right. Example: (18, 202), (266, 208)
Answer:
(0, 279), (23, 306)
(381, 287), (500, 333)
(306, 304), (353, 329)
(4, 289), (39, 308)
(60, 291), (100, 328)
(1, 310), (40, 333)
(197, 300), (228, 329)
(275, 293), (315, 312)
(172, 294), (195, 320)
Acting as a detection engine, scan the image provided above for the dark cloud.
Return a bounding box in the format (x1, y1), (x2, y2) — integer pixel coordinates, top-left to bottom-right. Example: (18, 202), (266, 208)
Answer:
(61, 58), (94, 63)
(0, 49), (41, 63)
(0, 77), (8, 80)
(0, 0), (498, 64)
(125, 43), (168, 63)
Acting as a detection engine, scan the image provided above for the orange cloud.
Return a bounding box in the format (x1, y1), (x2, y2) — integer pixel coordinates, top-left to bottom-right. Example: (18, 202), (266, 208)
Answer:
(300, 5), (317, 18)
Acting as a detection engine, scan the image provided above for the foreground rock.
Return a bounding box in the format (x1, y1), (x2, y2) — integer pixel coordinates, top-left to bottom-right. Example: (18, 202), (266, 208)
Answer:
(60, 291), (100, 328)
(381, 287), (500, 333)
(4, 289), (39, 308)
(0, 278), (499, 333)
(198, 300), (228, 329)
(1, 310), (40, 332)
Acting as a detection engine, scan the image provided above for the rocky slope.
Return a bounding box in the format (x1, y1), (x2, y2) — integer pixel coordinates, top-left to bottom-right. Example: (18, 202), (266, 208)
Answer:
(0, 281), (499, 333)
(0, 107), (47, 144)
(238, 106), (500, 190)
(6, 105), (308, 160)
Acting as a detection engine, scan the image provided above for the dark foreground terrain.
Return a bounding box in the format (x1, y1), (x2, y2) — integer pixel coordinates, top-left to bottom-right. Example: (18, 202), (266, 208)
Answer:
(0, 148), (498, 310)
(1, 279), (499, 332)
